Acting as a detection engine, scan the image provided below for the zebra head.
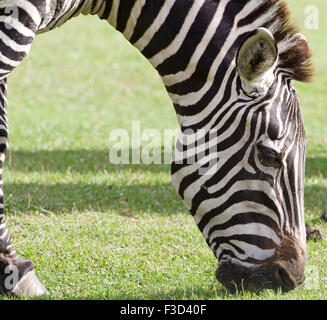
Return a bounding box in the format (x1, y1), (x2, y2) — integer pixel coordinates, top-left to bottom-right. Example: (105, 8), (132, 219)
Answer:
(171, 27), (312, 293)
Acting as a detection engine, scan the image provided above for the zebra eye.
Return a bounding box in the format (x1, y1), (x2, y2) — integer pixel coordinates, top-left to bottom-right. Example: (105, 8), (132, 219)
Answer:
(256, 144), (282, 168)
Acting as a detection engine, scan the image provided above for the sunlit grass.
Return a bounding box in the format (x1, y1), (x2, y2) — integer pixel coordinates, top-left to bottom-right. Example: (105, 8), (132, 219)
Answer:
(0, 0), (326, 300)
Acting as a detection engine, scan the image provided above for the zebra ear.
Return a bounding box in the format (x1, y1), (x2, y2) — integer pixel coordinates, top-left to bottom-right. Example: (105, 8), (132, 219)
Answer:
(236, 28), (278, 96)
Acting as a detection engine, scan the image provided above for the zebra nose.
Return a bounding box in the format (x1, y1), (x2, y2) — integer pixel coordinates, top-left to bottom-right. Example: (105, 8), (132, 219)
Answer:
(272, 265), (300, 292)
(245, 266), (297, 292)
(273, 266), (295, 291)
(216, 258), (304, 293)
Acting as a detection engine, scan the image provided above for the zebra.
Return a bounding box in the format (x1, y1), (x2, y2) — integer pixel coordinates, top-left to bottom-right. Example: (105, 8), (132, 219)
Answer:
(0, 0), (316, 296)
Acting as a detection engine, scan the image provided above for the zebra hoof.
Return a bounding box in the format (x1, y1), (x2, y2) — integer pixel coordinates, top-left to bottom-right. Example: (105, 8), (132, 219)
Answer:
(305, 224), (322, 241)
(12, 269), (48, 298)
(321, 211), (327, 222)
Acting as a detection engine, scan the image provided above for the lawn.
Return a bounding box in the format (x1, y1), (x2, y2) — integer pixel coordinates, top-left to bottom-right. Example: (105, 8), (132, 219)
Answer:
(1, 0), (327, 300)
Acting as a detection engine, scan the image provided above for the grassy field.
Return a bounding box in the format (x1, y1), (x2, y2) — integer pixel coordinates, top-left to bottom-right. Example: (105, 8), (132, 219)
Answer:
(1, 0), (327, 300)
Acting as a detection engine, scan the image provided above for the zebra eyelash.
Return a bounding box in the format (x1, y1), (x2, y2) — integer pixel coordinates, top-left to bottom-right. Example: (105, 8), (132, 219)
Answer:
(256, 144), (283, 168)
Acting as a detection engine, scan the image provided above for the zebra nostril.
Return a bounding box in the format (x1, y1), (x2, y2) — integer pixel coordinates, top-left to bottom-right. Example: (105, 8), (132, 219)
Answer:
(274, 266), (296, 292)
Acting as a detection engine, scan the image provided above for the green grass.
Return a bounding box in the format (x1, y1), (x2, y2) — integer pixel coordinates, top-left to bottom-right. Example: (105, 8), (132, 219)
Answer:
(1, 0), (327, 300)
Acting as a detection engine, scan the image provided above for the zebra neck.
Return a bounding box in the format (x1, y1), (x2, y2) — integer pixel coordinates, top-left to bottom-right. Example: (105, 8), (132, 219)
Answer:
(39, 0), (242, 129)
(93, 0), (238, 129)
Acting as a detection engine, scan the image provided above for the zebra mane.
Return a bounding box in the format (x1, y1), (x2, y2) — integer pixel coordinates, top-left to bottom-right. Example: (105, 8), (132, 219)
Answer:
(237, 0), (313, 82)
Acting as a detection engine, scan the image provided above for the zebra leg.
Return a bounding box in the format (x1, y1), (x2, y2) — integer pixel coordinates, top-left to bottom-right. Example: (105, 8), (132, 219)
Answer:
(0, 78), (46, 297)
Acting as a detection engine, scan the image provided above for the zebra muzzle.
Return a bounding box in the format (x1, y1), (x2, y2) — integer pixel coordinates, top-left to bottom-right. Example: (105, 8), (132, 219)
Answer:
(216, 256), (305, 293)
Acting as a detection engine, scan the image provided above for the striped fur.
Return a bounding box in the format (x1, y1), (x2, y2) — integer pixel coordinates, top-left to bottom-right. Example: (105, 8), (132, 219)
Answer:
(0, 0), (313, 294)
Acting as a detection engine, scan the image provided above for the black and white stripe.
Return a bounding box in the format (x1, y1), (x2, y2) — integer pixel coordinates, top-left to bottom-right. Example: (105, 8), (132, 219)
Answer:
(0, 0), (312, 295)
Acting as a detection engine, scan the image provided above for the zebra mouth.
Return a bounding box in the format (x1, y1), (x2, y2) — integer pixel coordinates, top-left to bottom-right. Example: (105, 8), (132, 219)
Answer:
(216, 237), (306, 293)
(216, 258), (299, 293)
